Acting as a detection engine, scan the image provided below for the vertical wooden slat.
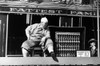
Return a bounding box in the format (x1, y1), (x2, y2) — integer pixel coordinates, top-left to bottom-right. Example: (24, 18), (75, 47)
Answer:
(97, 0), (99, 57)
(0, 20), (2, 57)
(0, 14), (7, 57)
(79, 17), (82, 27)
(59, 17), (61, 27)
(5, 14), (9, 57)
(26, 14), (30, 24)
(71, 17), (73, 27)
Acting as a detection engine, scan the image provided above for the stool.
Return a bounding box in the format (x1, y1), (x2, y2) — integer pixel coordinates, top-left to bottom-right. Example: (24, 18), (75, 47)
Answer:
(32, 45), (47, 57)
(32, 39), (48, 57)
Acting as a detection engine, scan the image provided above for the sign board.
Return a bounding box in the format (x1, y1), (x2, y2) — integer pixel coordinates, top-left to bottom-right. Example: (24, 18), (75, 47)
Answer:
(0, 7), (97, 16)
(77, 51), (91, 57)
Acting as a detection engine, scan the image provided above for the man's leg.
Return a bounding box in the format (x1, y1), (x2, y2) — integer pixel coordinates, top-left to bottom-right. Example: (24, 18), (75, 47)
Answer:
(21, 40), (40, 57)
(45, 39), (53, 53)
(21, 40), (34, 57)
(45, 39), (58, 62)
(22, 48), (30, 57)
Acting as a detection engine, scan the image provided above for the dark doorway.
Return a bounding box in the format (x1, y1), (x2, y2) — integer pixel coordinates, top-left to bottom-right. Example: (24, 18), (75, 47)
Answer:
(7, 14), (27, 56)
(82, 17), (97, 50)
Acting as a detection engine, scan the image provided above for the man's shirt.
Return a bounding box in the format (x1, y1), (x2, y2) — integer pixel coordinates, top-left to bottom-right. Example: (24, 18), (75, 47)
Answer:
(25, 23), (50, 41)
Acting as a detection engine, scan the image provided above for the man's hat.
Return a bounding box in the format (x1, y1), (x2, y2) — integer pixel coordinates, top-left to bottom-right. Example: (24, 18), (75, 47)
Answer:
(41, 17), (48, 23)
(88, 38), (97, 44)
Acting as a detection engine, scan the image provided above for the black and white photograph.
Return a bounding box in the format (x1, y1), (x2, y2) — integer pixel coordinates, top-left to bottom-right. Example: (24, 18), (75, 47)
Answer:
(0, 0), (100, 66)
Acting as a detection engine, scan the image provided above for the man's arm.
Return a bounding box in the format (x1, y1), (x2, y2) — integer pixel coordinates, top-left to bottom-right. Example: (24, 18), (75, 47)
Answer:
(40, 29), (51, 44)
(25, 24), (38, 40)
(25, 25), (32, 40)
(44, 30), (51, 39)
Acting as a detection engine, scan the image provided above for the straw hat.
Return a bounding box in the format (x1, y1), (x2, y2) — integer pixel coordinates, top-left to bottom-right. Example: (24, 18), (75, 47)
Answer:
(41, 17), (48, 23)
(88, 38), (97, 44)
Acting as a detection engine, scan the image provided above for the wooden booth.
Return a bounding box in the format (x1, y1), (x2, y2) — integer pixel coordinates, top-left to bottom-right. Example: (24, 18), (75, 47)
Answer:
(0, 0), (100, 65)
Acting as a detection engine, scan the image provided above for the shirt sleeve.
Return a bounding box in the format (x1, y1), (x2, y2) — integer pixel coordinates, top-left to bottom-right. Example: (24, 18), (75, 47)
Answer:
(44, 28), (51, 39)
(25, 24), (38, 39)
(25, 25), (32, 39)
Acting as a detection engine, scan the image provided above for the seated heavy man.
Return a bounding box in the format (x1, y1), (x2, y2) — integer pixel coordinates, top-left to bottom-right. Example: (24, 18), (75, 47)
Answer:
(21, 17), (58, 62)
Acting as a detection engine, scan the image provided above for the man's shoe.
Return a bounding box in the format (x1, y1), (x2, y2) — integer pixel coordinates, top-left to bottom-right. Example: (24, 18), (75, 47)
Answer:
(50, 52), (59, 62)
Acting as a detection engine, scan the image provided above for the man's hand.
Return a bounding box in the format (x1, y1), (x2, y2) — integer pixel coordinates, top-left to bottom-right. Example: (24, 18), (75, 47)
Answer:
(40, 37), (46, 46)
(39, 41), (45, 46)
(41, 37), (46, 41)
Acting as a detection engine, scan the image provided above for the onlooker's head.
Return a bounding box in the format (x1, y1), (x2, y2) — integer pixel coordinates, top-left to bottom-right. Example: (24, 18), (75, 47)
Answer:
(88, 38), (97, 46)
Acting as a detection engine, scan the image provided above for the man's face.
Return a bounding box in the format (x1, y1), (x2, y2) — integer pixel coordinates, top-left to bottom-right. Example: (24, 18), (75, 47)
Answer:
(90, 42), (96, 46)
(41, 22), (48, 29)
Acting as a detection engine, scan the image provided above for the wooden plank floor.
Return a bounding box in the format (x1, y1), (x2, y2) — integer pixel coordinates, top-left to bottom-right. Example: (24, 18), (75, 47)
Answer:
(0, 57), (100, 65)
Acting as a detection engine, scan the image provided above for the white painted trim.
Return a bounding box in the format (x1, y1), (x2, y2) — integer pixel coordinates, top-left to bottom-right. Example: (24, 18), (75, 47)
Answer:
(5, 14), (9, 57)
(59, 17), (61, 27)
(97, 0), (99, 57)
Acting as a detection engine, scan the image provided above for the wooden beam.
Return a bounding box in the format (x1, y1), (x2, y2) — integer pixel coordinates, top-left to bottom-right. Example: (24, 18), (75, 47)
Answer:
(97, 0), (99, 57)
(0, 57), (100, 65)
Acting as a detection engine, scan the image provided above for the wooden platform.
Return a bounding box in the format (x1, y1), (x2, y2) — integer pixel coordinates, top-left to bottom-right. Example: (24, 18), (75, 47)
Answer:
(0, 57), (100, 65)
